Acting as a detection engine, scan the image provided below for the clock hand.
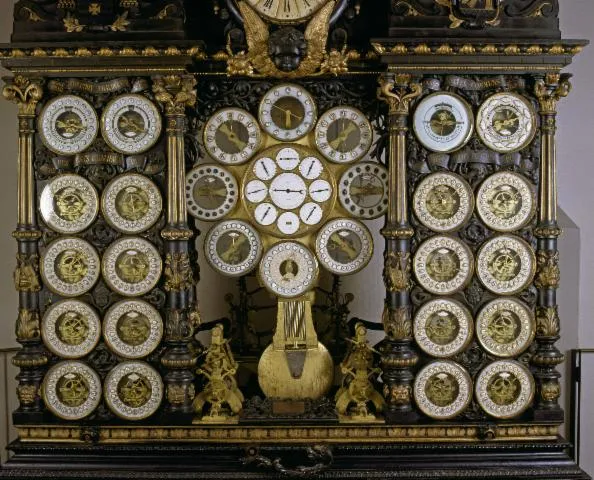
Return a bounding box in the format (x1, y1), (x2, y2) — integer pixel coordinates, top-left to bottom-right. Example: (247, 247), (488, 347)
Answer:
(306, 206), (318, 221)
(306, 160), (316, 176)
(310, 188), (330, 193)
(219, 123), (246, 151)
(261, 206), (271, 221)
(247, 188), (267, 195)
(220, 235), (247, 263)
(259, 161), (270, 177)
(329, 123), (358, 149)
(329, 233), (358, 260)
(350, 185), (384, 195)
(272, 188), (305, 194)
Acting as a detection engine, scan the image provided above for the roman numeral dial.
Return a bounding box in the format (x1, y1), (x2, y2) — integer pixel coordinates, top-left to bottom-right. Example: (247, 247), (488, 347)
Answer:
(245, 0), (329, 24)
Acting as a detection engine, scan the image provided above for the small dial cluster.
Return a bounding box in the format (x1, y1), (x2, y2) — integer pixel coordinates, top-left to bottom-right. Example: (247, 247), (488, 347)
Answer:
(409, 89), (539, 422)
(191, 83), (383, 298)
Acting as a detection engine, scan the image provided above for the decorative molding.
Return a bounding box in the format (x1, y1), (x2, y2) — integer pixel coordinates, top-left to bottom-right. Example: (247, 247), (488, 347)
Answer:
(164, 252), (194, 292)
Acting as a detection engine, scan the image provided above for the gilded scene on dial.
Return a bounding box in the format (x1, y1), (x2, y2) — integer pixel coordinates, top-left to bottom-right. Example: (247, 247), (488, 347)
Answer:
(55, 109), (85, 140)
(327, 229), (362, 265)
(425, 372), (459, 407)
(216, 230), (251, 266)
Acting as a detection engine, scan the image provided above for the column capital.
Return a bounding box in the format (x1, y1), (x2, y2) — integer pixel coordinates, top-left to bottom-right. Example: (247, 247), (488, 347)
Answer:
(377, 74), (422, 116)
(152, 74), (197, 116)
(2, 76), (44, 116)
(534, 73), (572, 115)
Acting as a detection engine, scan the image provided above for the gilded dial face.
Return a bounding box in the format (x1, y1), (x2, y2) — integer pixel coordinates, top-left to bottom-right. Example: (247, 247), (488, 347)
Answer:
(243, 144), (335, 238)
(259, 84), (316, 141)
(315, 107), (373, 163)
(204, 108), (262, 165)
(245, 0), (330, 24)
(338, 162), (389, 219)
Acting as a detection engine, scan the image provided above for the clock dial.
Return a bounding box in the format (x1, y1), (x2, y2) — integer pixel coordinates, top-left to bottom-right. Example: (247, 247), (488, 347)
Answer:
(413, 92), (474, 153)
(243, 144), (335, 238)
(259, 242), (319, 298)
(315, 106), (373, 163)
(205, 220), (263, 277)
(185, 164), (238, 221)
(338, 162), (389, 219)
(245, 0), (330, 24)
(259, 84), (316, 141)
(204, 108), (262, 165)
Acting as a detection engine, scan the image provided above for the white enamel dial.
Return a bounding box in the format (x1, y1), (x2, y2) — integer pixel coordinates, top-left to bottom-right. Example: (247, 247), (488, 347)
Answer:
(254, 157), (277, 180)
(309, 179), (332, 202)
(259, 84), (316, 141)
(254, 203), (278, 226)
(315, 106), (373, 164)
(299, 156), (323, 180)
(270, 173), (307, 210)
(277, 212), (300, 235)
(245, 0), (329, 24)
(204, 107), (262, 165)
(242, 144), (335, 238)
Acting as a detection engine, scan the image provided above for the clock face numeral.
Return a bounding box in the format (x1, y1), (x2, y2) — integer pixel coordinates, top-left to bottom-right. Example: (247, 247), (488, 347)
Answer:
(247, 0), (329, 24)
(204, 108), (262, 165)
(315, 106), (373, 164)
(242, 144), (335, 238)
(259, 84), (317, 141)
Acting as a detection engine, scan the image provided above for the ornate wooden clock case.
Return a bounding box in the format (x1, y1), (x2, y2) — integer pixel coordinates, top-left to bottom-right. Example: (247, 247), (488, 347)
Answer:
(0, 0), (590, 478)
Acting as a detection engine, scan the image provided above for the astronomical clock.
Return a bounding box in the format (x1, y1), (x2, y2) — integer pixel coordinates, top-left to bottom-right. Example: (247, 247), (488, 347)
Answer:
(0, 0), (589, 478)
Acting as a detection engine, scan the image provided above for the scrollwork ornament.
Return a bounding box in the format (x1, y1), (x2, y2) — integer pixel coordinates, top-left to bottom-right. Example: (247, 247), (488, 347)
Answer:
(435, 0), (503, 29)
(535, 250), (560, 289)
(2, 76), (44, 116)
(535, 73), (572, 116)
(382, 304), (412, 340)
(16, 308), (40, 341)
(383, 251), (411, 292)
(536, 306), (560, 337)
(14, 253), (41, 292)
(152, 75), (197, 116)
(164, 252), (194, 292)
(377, 75), (422, 115)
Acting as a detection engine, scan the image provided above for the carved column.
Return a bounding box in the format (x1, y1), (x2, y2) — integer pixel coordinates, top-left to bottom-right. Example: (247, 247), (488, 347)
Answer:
(153, 74), (199, 415)
(532, 72), (571, 422)
(377, 73), (422, 423)
(2, 76), (46, 417)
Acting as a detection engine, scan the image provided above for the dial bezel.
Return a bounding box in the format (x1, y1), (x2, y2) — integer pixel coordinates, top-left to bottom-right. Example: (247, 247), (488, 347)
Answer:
(258, 84), (317, 141)
(315, 106), (373, 164)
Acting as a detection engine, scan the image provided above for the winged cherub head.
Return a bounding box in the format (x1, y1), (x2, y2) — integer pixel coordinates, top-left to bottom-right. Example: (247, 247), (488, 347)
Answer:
(268, 27), (308, 72)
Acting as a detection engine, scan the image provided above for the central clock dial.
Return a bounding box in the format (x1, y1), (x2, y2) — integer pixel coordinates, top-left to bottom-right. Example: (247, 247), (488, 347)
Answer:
(245, 0), (331, 24)
(243, 144), (335, 238)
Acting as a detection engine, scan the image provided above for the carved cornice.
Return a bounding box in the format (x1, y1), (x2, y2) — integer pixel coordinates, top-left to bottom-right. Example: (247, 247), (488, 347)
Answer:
(2, 76), (43, 116)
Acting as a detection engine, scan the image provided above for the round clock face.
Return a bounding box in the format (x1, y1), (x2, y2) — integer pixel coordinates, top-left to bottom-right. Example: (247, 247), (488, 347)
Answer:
(40, 174), (99, 234)
(259, 241), (318, 298)
(42, 300), (101, 359)
(476, 235), (535, 295)
(101, 94), (162, 155)
(413, 172), (474, 233)
(475, 360), (535, 419)
(259, 84), (316, 141)
(205, 220), (263, 277)
(43, 361), (102, 420)
(338, 162), (388, 219)
(413, 298), (473, 358)
(41, 237), (100, 297)
(243, 145), (335, 238)
(185, 164), (238, 221)
(315, 106), (373, 164)
(39, 95), (98, 155)
(476, 171), (535, 232)
(102, 173), (163, 234)
(476, 297), (535, 358)
(413, 92), (474, 153)
(413, 235), (474, 295)
(315, 218), (373, 275)
(414, 360), (472, 420)
(245, 0), (329, 24)
(477, 93), (537, 153)
(204, 108), (262, 165)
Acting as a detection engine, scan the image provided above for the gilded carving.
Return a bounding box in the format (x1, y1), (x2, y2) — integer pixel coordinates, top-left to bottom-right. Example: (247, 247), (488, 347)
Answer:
(193, 325), (243, 423)
(336, 323), (384, 422)
(384, 384), (412, 406)
(167, 384), (195, 405)
(229, 1), (341, 79)
(535, 73), (572, 115)
(16, 308), (40, 341)
(161, 228), (194, 241)
(110, 12), (130, 32)
(535, 306), (560, 337)
(2, 76), (43, 116)
(377, 75), (422, 115)
(540, 382), (561, 402)
(535, 225), (563, 238)
(435, 0), (502, 29)
(17, 384), (38, 405)
(63, 13), (85, 32)
(164, 252), (194, 292)
(534, 250), (560, 290)
(152, 75), (197, 116)
(14, 253), (40, 292)
(382, 305), (412, 340)
(165, 309), (193, 342)
(383, 251), (411, 292)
